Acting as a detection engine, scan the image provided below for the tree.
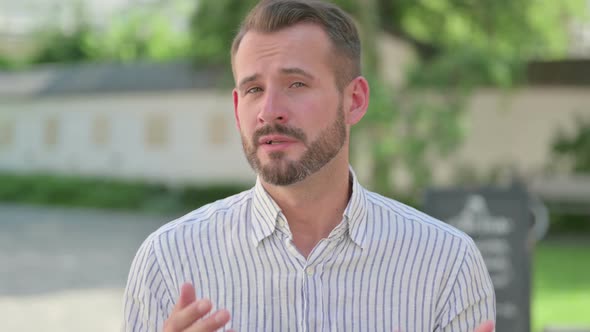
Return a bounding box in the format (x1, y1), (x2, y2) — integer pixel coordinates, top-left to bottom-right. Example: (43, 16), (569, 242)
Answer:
(189, 0), (257, 64)
(552, 117), (590, 174)
(31, 26), (97, 65)
(30, 2), (95, 65)
(189, 0), (587, 199)
(84, 8), (193, 62)
(28, 1), (194, 65)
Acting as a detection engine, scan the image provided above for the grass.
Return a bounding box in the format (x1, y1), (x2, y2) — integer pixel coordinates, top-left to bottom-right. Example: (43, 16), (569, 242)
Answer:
(533, 239), (590, 332)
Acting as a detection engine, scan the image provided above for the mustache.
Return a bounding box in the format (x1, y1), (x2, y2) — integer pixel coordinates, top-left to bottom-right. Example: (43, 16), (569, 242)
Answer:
(253, 124), (307, 146)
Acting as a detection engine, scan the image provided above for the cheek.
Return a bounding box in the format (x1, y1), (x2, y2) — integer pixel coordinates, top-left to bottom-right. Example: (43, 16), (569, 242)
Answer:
(299, 97), (338, 127)
(236, 107), (257, 132)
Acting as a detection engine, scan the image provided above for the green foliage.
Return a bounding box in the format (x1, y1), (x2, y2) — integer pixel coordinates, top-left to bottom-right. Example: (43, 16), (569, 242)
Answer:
(379, 0), (586, 56)
(0, 172), (249, 214)
(407, 47), (524, 88)
(356, 74), (467, 197)
(189, 0), (258, 65)
(24, 2), (194, 65)
(188, 0), (364, 67)
(0, 56), (10, 69)
(85, 8), (193, 62)
(548, 213), (590, 235)
(545, 116), (590, 234)
(384, 0), (587, 88)
(31, 26), (96, 64)
(552, 116), (590, 173)
(185, 0), (587, 83)
(0, 54), (28, 71)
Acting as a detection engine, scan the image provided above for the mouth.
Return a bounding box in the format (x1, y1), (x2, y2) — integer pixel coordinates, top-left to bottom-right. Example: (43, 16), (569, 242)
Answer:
(264, 139), (288, 145)
(256, 135), (299, 154)
(258, 135), (297, 147)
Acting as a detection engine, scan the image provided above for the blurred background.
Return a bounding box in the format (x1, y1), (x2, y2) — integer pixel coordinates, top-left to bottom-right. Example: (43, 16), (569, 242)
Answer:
(0, 0), (589, 331)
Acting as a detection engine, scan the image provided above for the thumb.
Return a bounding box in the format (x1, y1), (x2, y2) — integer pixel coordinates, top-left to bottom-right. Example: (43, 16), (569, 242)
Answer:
(172, 283), (196, 312)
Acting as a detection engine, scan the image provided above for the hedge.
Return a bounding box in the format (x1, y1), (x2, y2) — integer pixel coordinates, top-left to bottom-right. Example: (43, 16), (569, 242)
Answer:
(0, 172), (250, 214)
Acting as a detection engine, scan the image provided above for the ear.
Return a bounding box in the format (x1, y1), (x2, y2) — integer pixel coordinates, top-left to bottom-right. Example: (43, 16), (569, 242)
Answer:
(344, 76), (369, 125)
(233, 89), (241, 130)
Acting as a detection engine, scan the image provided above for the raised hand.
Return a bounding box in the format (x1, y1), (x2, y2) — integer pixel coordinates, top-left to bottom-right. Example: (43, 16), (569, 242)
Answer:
(163, 283), (233, 332)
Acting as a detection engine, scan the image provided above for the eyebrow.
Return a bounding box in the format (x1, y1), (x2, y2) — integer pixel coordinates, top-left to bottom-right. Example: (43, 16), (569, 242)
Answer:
(280, 67), (315, 80)
(238, 74), (259, 91)
(237, 67), (315, 91)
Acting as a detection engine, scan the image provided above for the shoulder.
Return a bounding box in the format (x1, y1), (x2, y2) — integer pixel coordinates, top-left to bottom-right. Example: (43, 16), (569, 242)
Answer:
(364, 190), (488, 291)
(144, 188), (253, 248)
(365, 190), (473, 248)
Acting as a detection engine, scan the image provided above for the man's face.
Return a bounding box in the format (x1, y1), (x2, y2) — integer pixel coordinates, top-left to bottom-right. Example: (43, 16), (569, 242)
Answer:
(232, 23), (348, 186)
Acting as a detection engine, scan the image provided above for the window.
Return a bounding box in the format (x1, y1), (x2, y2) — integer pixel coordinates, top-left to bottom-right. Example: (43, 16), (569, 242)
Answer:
(0, 118), (14, 147)
(92, 115), (110, 147)
(145, 113), (169, 149)
(207, 113), (228, 146)
(44, 115), (59, 148)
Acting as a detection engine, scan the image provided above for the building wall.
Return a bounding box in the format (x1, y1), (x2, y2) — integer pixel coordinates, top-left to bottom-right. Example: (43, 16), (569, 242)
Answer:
(0, 90), (256, 186)
(1, 87), (589, 187)
(434, 87), (590, 185)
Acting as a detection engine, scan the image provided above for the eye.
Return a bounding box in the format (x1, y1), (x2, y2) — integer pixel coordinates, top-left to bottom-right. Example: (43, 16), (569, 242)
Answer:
(246, 87), (262, 94)
(290, 82), (306, 88)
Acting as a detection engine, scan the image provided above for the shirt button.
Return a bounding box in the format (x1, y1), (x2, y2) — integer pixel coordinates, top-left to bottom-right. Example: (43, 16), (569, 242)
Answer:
(305, 266), (314, 276)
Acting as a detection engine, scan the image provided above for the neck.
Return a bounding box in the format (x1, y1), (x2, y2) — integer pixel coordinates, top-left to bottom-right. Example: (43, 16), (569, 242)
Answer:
(261, 155), (352, 257)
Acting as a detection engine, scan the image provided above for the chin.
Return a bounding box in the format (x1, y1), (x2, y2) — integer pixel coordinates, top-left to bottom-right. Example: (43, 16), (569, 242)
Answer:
(261, 158), (292, 171)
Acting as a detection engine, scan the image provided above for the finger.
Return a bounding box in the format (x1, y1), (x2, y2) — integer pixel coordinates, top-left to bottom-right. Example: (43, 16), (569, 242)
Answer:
(172, 283), (197, 313)
(474, 320), (495, 332)
(179, 283), (197, 308)
(187, 309), (231, 332)
(164, 299), (213, 332)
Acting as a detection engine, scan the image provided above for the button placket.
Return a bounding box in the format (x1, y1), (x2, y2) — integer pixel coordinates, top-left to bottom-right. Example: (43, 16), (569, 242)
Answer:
(302, 261), (324, 332)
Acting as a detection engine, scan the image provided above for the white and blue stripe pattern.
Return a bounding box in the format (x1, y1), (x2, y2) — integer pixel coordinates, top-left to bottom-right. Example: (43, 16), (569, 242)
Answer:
(123, 170), (495, 331)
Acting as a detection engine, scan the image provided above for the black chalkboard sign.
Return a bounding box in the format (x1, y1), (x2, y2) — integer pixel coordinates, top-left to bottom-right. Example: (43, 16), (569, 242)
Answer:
(423, 185), (533, 332)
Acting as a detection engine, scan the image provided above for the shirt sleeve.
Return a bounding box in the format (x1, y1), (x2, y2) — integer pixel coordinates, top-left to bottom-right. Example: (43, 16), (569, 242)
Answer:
(122, 236), (172, 332)
(439, 238), (496, 332)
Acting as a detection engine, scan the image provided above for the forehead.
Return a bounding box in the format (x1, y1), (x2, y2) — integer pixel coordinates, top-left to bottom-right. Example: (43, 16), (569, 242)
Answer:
(232, 23), (335, 81)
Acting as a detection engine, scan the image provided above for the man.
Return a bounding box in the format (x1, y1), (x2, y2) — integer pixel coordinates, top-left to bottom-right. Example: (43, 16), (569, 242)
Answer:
(123, 0), (496, 331)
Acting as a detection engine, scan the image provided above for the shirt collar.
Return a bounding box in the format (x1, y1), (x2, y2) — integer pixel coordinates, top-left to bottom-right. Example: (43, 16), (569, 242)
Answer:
(249, 166), (369, 248)
(343, 167), (369, 249)
(250, 177), (282, 246)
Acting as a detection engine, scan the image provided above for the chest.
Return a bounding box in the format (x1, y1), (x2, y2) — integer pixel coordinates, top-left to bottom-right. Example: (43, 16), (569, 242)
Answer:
(172, 235), (443, 332)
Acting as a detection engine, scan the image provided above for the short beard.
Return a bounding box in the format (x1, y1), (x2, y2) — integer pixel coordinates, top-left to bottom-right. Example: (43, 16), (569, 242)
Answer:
(241, 103), (346, 186)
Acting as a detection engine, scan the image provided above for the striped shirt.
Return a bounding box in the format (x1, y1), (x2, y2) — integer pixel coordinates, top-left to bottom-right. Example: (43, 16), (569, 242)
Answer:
(123, 169), (495, 331)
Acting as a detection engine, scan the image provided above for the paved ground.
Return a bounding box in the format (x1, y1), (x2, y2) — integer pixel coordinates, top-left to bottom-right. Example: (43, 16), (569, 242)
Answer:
(0, 204), (179, 332)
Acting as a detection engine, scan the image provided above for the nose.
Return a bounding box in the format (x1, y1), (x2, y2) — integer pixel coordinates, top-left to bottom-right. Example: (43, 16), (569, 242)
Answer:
(257, 88), (288, 125)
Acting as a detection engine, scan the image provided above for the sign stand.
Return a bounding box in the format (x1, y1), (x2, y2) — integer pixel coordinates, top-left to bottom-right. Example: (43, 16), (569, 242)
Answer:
(424, 184), (546, 332)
